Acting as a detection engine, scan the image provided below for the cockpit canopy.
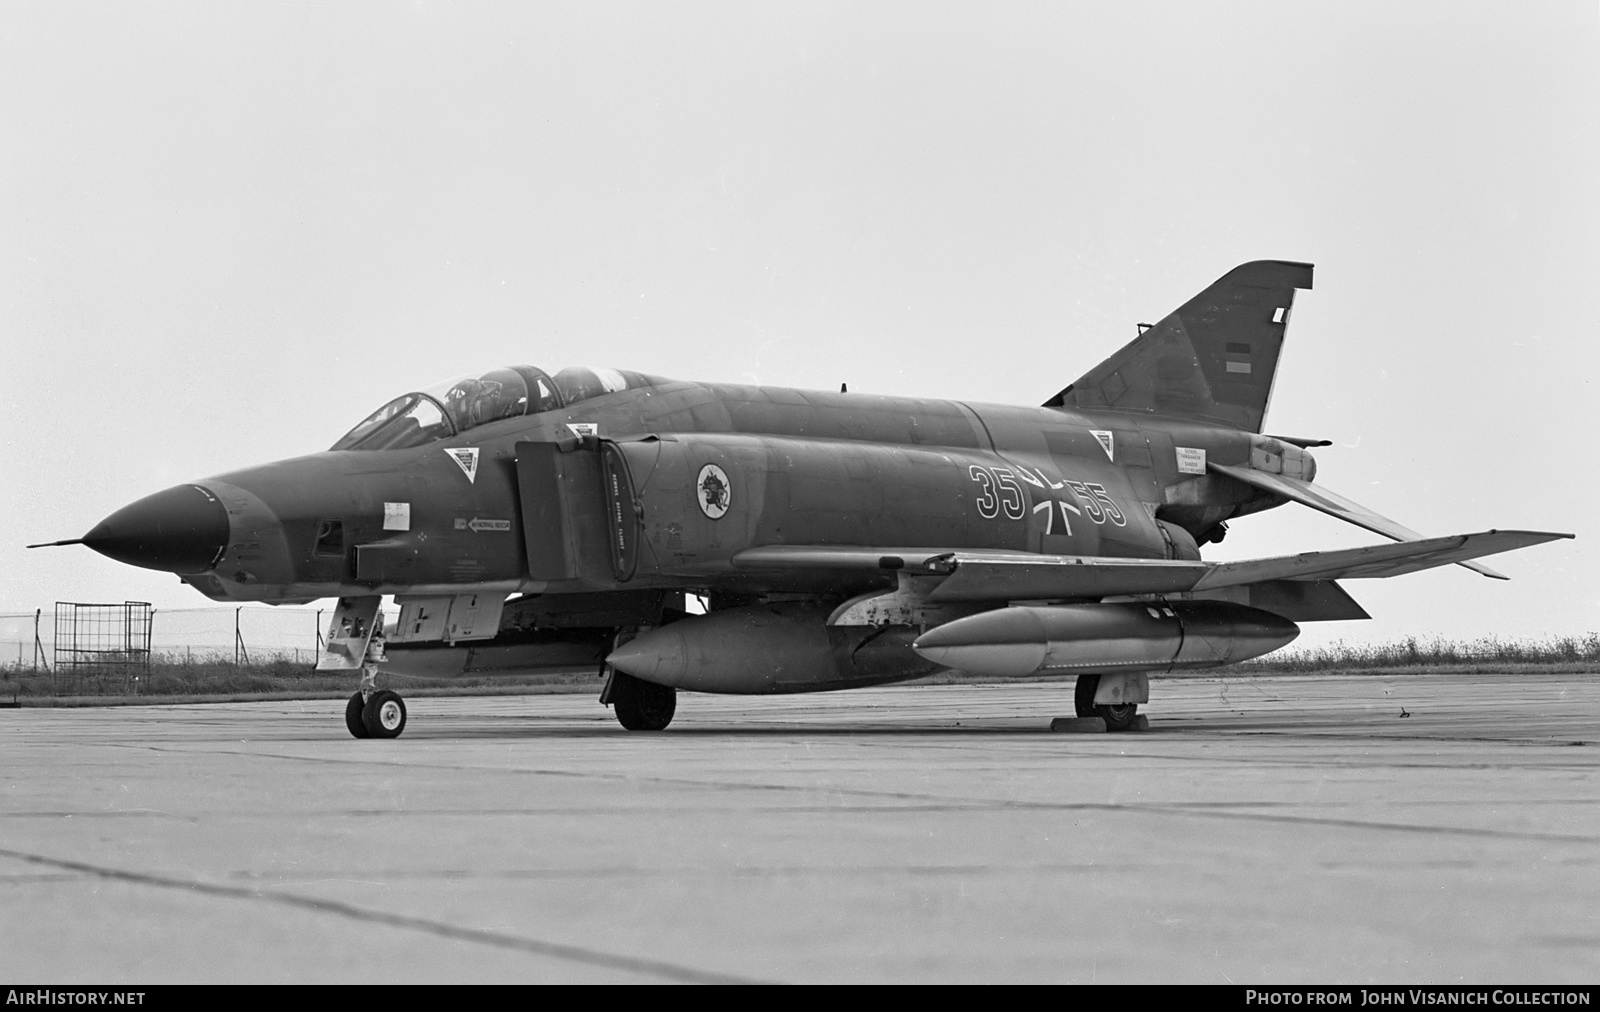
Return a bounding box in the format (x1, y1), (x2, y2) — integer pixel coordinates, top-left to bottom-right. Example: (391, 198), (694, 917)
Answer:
(331, 366), (650, 451)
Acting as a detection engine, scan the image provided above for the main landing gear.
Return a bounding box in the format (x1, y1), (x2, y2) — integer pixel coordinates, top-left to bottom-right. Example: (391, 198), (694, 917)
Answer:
(1075, 673), (1141, 732)
(602, 670), (677, 731)
(600, 628), (677, 731)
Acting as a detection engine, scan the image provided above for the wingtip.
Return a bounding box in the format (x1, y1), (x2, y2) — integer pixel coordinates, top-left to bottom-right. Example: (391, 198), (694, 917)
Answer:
(1462, 529), (1574, 579)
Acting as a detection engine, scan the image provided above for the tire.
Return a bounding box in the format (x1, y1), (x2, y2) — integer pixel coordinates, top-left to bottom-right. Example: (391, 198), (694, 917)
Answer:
(345, 692), (371, 739)
(1074, 675), (1100, 718)
(362, 690), (407, 738)
(1097, 702), (1140, 732)
(611, 672), (676, 731)
(1076, 675), (1139, 730)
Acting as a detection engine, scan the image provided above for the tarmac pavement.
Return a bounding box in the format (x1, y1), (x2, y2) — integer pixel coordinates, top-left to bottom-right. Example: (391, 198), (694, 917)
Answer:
(1, 673), (1596, 983)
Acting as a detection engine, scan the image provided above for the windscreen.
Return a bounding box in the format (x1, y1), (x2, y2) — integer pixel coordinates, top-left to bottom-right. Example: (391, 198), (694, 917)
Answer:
(330, 393), (453, 451)
(330, 365), (652, 451)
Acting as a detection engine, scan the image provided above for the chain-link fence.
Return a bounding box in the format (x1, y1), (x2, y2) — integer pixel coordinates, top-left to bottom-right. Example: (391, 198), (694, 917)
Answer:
(0, 604), (381, 672)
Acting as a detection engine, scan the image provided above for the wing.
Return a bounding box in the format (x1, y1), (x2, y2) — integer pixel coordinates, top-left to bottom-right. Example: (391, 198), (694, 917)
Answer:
(731, 531), (1571, 604)
(1208, 462), (1508, 579)
(1191, 530), (1570, 589)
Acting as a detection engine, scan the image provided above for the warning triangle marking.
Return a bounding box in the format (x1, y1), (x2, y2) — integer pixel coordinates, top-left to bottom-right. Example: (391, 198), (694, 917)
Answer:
(1090, 430), (1114, 461)
(446, 447), (480, 484)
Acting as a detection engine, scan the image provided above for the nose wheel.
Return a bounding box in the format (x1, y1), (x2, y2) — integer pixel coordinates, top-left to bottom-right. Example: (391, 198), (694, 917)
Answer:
(346, 689), (407, 738)
(344, 692), (370, 738)
(365, 690), (408, 737)
(345, 689), (408, 738)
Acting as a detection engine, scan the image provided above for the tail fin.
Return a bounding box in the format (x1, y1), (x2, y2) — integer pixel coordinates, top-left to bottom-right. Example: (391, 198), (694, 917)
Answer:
(1045, 260), (1314, 432)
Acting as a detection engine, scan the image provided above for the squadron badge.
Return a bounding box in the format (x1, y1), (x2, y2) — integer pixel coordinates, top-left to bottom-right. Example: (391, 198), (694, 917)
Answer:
(696, 464), (731, 520)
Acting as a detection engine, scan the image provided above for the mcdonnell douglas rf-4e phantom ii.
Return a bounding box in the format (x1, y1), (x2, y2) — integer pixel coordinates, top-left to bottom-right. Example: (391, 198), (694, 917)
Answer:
(37, 260), (1571, 737)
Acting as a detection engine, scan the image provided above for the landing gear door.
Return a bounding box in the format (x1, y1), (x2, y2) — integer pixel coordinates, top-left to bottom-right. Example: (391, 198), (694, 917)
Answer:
(317, 595), (381, 671)
(391, 593), (506, 644)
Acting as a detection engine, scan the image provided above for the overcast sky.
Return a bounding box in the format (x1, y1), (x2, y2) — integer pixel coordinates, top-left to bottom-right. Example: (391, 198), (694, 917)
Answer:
(3, 1), (1596, 650)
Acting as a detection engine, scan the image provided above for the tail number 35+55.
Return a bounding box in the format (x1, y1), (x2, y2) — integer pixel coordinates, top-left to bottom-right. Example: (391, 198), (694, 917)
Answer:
(968, 465), (1125, 527)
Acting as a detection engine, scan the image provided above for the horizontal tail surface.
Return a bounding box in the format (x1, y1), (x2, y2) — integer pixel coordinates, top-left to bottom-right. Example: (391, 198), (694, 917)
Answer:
(1208, 462), (1508, 579)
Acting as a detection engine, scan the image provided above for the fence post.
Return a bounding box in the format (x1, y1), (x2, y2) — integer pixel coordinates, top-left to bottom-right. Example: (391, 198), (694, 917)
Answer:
(234, 607), (251, 669)
(32, 608), (49, 673)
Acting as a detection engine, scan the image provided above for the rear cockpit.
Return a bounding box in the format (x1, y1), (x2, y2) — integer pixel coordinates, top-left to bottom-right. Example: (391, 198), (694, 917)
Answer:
(331, 366), (653, 451)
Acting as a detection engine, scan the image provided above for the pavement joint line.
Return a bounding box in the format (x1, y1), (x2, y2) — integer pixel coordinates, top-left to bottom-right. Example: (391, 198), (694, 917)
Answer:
(95, 743), (1600, 828)
(220, 862), (1148, 882)
(3, 803), (1597, 835)
(0, 846), (763, 985)
(1124, 804), (1600, 844)
(102, 738), (1597, 784)
(75, 739), (1600, 839)
(14, 791), (1595, 851)
(0, 809), (199, 822)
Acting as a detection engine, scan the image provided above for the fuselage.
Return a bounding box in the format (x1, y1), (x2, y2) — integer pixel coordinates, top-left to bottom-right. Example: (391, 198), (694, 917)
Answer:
(140, 373), (1293, 605)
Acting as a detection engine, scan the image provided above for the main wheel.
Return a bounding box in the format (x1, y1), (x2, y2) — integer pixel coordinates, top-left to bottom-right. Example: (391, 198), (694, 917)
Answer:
(1075, 675), (1139, 730)
(362, 690), (407, 738)
(611, 672), (676, 731)
(345, 692), (371, 739)
(1074, 675), (1100, 718)
(1097, 702), (1139, 731)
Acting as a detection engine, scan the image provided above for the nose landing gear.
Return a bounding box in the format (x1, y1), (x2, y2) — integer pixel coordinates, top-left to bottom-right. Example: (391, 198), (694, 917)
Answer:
(344, 627), (407, 739)
(320, 596), (408, 740)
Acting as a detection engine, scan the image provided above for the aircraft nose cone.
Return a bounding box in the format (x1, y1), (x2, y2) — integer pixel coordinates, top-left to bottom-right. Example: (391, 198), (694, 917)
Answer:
(82, 484), (229, 574)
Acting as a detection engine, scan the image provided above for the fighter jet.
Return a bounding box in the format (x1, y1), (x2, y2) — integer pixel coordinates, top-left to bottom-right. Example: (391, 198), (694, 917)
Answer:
(34, 261), (1570, 738)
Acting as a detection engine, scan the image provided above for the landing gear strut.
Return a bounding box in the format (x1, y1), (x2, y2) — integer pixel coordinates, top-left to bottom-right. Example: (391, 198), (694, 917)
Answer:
(605, 671), (676, 731)
(1075, 674), (1140, 732)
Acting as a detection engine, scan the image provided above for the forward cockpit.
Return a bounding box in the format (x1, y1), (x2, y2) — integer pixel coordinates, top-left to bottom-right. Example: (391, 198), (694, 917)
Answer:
(331, 365), (652, 451)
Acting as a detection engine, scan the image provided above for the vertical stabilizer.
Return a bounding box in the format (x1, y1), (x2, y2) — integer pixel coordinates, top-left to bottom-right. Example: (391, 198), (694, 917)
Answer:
(1046, 260), (1314, 432)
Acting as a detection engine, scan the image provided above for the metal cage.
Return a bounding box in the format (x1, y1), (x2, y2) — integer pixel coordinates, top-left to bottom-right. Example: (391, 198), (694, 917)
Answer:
(52, 601), (153, 694)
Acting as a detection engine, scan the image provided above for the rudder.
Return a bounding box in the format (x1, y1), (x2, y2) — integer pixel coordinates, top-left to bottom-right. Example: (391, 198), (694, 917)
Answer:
(1045, 260), (1314, 432)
